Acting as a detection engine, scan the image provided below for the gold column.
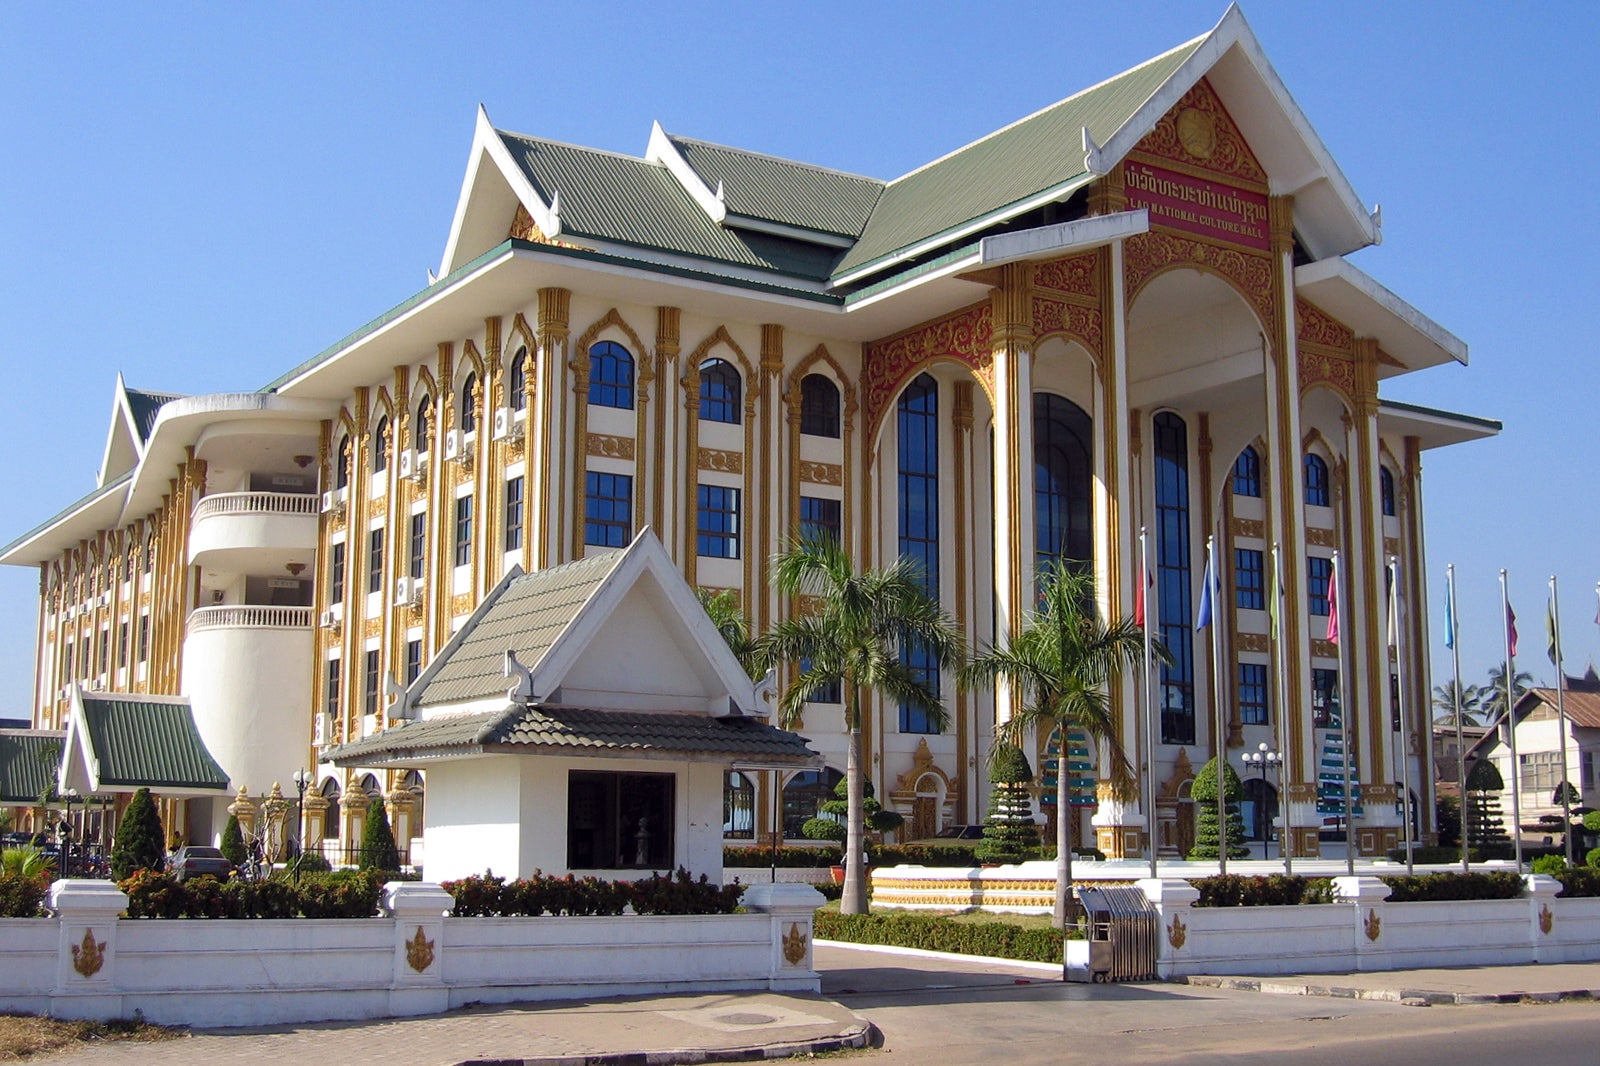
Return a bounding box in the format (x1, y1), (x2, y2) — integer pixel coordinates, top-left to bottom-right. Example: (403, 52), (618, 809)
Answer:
(758, 324), (783, 633)
(653, 308), (680, 545)
(680, 359), (702, 584)
(431, 344), (454, 651)
(534, 288), (570, 568)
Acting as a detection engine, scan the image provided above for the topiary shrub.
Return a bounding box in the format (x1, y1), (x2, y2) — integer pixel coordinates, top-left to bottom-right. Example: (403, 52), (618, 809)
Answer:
(110, 787), (166, 882)
(1187, 757), (1249, 860)
(802, 777), (901, 861)
(724, 845), (838, 868)
(1587, 846), (1600, 870)
(974, 744), (1040, 865)
(358, 796), (400, 872)
(1531, 854), (1568, 875)
(220, 813), (246, 867)
(296, 869), (383, 918)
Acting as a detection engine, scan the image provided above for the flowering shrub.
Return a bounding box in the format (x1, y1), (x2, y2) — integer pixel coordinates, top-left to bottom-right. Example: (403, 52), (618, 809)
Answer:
(627, 869), (743, 915)
(0, 871), (51, 918)
(441, 868), (744, 917)
(1189, 874), (1334, 907)
(118, 869), (381, 919)
(1379, 871), (1523, 902)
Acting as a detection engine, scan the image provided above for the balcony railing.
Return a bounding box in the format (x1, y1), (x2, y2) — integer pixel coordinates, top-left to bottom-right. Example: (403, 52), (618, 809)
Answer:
(193, 491), (319, 520)
(187, 604), (315, 633)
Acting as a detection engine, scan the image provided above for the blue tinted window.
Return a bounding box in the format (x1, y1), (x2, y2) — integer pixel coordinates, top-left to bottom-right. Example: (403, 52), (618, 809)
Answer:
(1233, 446), (1260, 497)
(1154, 412), (1194, 745)
(454, 496), (473, 567)
(1304, 453), (1329, 507)
(1380, 466), (1396, 516)
(800, 374), (841, 437)
(1307, 556), (1332, 615)
(509, 348), (529, 412)
(585, 472), (632, 547)
(697, 485), (740, 558)
(1034, 393), (1092, 574)
(460, 372), (478, 434)
(799, 496), (841, 544)
(800, 656), (842, 704)
(1235, 548), (1264, 610)
(897, 374), (940, 734)
(699, 359), (741, 424)
(1239, 662), (1269, 725)
(588, 341), (634, 409)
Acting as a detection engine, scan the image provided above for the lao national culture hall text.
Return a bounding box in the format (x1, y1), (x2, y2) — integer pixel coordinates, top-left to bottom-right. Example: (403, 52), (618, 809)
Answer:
(1, 6), (1497, 869)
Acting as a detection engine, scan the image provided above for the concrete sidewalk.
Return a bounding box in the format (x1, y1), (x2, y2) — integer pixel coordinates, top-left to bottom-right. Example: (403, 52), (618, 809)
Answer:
(34, 991), (873, 1066)
(1183, 963), (1600, 1005)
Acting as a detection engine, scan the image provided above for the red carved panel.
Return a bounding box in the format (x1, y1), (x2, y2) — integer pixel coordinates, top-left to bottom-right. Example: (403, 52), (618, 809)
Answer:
(1299, 348), (1356, 403)
(1132, 77), (1268, 188)
(1123, 230), (1274, 329)
(862, 302), (993, 434)
(1033, 252), (1099, 298)
(1295, 298), (1355, 354)
(1032, 297), (1103, 357)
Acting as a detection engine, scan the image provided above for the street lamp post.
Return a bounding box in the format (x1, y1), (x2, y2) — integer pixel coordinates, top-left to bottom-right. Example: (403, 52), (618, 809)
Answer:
(291, 768), (312, 881)
(1240, 743), (1282, 861)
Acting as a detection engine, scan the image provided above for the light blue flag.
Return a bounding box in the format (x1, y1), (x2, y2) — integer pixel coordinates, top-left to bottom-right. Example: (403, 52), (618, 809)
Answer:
(1196, 548), (1217, 630)
(1444, 583), (1455, 650)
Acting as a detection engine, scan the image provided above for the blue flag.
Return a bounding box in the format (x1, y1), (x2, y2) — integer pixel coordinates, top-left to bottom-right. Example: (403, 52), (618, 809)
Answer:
(1444, 583), (1455, 650)
(1196, 548), (1218, 630)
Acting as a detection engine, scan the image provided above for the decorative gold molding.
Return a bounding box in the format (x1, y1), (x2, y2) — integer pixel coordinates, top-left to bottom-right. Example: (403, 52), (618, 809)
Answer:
(1364, 909), (1382, 942)
(1311, 638), (1337, 659)
(406, 926), (436, 972)
(71, 929), (106, 977)
(451, 593), (474, 617)
(781, 922), (808, 966)
(698, 447), (743, 474)
(1306, 527), (1336, 547)
(1130, 78), (1268, 189)
(1539, 904), (1554, 935)
(587, 434), (636, 460)
(797, 461), (842, 486)
(1384, 536), (1400, 557)
(1230, 517), (1264, 539)
(1167, 914), (1187, 950)
(1236, 633), (1269, 653)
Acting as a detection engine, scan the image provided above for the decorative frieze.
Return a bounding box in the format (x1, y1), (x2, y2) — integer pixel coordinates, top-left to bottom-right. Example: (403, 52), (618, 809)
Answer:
(1306, 527), (1336, 547)
(797, 461), (841, 486)
(587, 434), (636, 461)
(862, 301), (993, 436)
(1230, 517), (1264, 539)
(1236, 633), (1269, 653)
(698, 448), (743, 474)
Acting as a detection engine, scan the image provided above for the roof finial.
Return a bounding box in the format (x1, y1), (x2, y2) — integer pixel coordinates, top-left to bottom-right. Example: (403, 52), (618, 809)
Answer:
(1081, 126), (1106, 176)
(714, 180), (725, 204)
(505, 650), (535, 702)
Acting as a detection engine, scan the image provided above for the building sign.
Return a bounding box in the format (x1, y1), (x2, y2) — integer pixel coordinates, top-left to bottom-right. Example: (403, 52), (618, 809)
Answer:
(1124, 161), (1268, 251)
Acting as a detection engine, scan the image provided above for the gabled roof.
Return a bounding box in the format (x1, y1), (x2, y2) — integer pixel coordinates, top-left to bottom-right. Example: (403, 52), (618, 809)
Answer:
(98, 374), (184, 489)
(0, 729), (64, 804)
(1518, 687), (1600, 731)
(58, 690), (229, 795)
(326, 705), (817, 769)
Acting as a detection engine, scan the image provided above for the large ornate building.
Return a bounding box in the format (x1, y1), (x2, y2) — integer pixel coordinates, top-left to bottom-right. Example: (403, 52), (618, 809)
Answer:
(1, 7), (1496, 864)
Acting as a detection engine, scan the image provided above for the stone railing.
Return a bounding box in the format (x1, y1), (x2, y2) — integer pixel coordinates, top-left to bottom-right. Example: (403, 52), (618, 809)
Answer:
(187, 604), (314, 633)
(192, 491), (319, 520)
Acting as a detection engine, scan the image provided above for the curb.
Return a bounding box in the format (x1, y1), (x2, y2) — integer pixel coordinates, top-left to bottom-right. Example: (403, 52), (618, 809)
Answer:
(1180, 975), (1600, 1006)
(452, 1019), (877, 1066)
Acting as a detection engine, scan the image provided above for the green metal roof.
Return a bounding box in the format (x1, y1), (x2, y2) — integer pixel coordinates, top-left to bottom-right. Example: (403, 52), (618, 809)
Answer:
(78, 695), (229, 791)
(833, 37), (1205, 279)
(668, 134), (883, 239)
(0, 730), (64, 804)
(415, 550), (624, 708)
(497, 131), (842, 280)
(327, 705), (817, 766)
(1378, 398), (1502, 431)
(124, 388), (182, 443)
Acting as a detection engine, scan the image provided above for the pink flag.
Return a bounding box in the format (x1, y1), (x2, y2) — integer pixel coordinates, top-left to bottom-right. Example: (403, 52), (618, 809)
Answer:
(1507, 602), (1519, 659)
(1326, 557), (1340, 644)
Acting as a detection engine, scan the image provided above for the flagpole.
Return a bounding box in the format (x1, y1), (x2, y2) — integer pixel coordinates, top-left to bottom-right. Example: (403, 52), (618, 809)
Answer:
(1206, 534), (1228, 877)
(1501, 569), (1525, 873)
(1272, 543), (1292, 876)
(1390, 557), (1414, 875)
(1551, 575), (1574, 866)
(1448, 564), (1468, 873)
(1332, 550), (1354, 876)
(1141, 527), (1157, 880)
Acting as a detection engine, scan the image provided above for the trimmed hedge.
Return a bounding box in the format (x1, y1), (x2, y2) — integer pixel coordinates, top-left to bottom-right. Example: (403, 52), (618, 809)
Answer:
(0, 872), (50, 918)
(440, 868), (744, 917)
(815, 910), (1067, 962)
(1386, 846), (1485, 865)
(1189, 874), (1334, 907)
(1378, 871), (1523, 902)
(118, 869), (383, 919)
(1556, 867), (1600, 898)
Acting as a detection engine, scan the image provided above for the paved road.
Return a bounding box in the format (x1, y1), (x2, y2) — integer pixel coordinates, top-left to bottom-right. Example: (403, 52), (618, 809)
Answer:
(817, 943), (1600, 1065)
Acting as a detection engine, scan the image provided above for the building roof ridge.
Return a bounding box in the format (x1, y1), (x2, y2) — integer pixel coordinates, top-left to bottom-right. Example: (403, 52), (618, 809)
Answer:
(666, 131), (885, 185)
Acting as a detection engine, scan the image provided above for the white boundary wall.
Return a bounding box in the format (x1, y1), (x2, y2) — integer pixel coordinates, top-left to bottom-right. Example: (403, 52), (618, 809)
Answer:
(0, 880), (822, 1027)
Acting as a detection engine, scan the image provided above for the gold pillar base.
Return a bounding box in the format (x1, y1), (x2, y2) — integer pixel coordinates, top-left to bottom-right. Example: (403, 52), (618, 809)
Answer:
(1095, 825), (1145, 859)
(1356, 827), (1398, 857)
(1288, 827), (1322, 858)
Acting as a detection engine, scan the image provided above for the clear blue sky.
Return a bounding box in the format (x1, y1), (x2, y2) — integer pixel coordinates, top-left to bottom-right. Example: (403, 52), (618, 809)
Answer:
(2, 2), (1595, 715)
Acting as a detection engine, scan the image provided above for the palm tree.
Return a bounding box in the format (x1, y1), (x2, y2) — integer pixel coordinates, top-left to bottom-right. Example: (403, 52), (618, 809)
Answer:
(758, 537), (964, 915)
(1481, 662), (1534, 723)
(695, 587), (767, 681)
(961, 563), (1158, 929)
(1431, 679), (1486, 726)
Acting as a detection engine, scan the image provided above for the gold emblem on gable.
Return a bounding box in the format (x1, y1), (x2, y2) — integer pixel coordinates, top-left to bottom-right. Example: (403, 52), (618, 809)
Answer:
(1176, 107), (1218, 161)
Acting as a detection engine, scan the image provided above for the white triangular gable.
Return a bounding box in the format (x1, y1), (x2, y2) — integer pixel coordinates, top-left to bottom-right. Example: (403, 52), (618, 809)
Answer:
(56, 686), (99, 794)
(439, 106), (563, 277)
(97, 374), (145, 488)
(533, 530), (768, 716)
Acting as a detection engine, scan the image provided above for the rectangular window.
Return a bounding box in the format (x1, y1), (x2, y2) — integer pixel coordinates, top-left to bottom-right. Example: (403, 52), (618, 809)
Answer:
(97, 630), (108, 673)
(799, 496), (841, 544)
(406, 639), (422, 685)
(1235, 548), (1264, 610)
(364, 649), (380, 716)
(584, 472), (632, 548)
(800, 656), (842, 705)
(137, 614), (149, 663)
(1312, 667), (1340, 729)
(1520, 751), (1562, 795)
(454, 495), (473, 567)
(118, 621), (128, 668)
(330, 541), (347, 602)
(504, 476), (524, 553)
(1307, 556), (1333, 616)
(409, 512), (426, 580)
(325, 658), (341, 718)
(696, 485), (740, 558)
(1583, 751), (1595, 792)
(367, 528), (385, 595)
(567, 770), (674, 869)
(1239, 662), (1269, 725)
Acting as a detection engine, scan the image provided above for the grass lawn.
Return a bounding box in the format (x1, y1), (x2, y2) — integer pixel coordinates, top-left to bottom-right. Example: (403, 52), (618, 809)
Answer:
(0, 1015), (178, 1061)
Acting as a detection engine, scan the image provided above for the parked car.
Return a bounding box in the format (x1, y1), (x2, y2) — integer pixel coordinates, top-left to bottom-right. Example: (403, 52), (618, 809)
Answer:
(168, 845), (234, 883)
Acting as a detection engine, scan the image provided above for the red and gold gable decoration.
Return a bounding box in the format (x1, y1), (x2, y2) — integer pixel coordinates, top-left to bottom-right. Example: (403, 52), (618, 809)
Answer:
(1032, 251), (1104, 359)
(862, 301), (992, 434)
(1124, 79), (1269, 252)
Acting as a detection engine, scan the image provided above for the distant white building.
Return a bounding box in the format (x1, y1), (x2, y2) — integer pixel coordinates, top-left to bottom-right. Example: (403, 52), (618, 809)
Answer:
(1483, 678), (1600, 839)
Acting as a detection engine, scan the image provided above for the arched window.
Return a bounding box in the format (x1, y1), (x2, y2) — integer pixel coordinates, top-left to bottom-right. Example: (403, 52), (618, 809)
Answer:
(321, 778), (342, 841)
(372, 415), (389, 473)
(723, 772), (755, 839)
(1380, 466), (1396, 516)
(1304, 453), (1330, 507)
(588, 341), (634, 409)
(898, 374), (940, 734)
(699, 359), (741, 424)
(459, 373), (479, 434)
(1154, 412), (1194, 745)
(1233, 446), (1261, 497)
(415, 396), (433, 452)
(781, 767), (843, 840)
(509, 347), (528, 413)
(403, 769), (424, 837)
(799, 374), (841, 438)
(1034, 393), (1092, 574)
(335, 435), (351, 490)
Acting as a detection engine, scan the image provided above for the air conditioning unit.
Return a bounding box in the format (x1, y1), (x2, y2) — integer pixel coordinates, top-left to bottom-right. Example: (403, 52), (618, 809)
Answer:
(315, 711), (332, 746)
(442, 429), (464, 462)
(320, 489), (347, 515)
(58, 684), (73, 701)
(319, 604), (343, 628)
(65, 604), (77, 620)
(98, 590), (111, 608)
(492, 407), (522, 441)
(398, 448), (418, 480)
(394, 576), (421, 606)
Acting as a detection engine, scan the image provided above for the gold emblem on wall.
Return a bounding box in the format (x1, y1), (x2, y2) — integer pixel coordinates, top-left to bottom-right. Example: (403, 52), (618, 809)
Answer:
(71, 929), (106, 977)
(782, 922), (809, 966)
(1364, 909), (1382, 942)
(406, 925), (436, 972)
(1539, 904), (1554, 935)
(1175, 107), (1217, 160)
(1167, 914), (1187, 950)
